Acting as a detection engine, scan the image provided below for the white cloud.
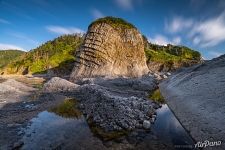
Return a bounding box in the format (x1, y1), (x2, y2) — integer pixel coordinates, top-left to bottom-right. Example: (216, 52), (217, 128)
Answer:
(91, 8), (104, 19)
(114, 0), (133, 10)
(148, 34), (181, 46)
(165, 17), (193, 33)
(46, 26), (85, 35)
(166, 12), (225, 47)
(190, 12), (225, 47)
(0, 43), (24, 50)
(0, 18), (10, 24)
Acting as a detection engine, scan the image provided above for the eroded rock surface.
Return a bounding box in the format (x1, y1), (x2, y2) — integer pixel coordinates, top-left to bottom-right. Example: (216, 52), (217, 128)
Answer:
(70, 17), (149, 81)
(160, 54), (225, 149)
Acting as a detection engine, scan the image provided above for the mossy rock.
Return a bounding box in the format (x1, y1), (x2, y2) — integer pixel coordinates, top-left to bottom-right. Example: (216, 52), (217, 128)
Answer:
(89, 16), (136, 30)
(149, 89), (165, 103)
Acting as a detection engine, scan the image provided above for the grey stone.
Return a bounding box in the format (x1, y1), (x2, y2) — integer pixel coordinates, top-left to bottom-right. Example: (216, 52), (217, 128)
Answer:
(143, 120), (151, 129)
(43, 77), (79, 92)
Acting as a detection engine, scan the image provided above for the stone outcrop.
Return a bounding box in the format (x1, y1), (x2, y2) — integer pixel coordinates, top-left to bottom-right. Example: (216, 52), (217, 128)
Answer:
(160, 54), (225, 149)
(70, 17), (149, 81)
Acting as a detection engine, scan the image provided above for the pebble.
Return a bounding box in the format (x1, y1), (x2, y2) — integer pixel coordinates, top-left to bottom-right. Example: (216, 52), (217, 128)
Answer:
(166, 72), (171, 76)
(143, 120), (151, 129)
(163, 75), (168, 79)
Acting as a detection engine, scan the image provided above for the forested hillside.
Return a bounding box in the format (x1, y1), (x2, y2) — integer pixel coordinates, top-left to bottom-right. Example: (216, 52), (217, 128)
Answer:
(2, 34), (83, 75)
(0, 50), (24, 69)
(142, 35), (201, 72)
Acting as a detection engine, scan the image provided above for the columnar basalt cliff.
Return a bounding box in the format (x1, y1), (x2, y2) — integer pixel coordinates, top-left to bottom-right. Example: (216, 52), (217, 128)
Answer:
(70, 17), (149, 81)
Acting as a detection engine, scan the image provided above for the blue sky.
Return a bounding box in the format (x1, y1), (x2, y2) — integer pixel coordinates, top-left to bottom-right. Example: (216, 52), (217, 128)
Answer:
(0, 0), (225, 59)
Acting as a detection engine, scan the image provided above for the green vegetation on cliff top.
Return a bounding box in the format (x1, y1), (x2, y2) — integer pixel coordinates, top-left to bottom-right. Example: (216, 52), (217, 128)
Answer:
(89, 16), (136, 29)
(2, 34), (83, 75)
(0, 50), (24, 69)
(143, 34), (201, 64)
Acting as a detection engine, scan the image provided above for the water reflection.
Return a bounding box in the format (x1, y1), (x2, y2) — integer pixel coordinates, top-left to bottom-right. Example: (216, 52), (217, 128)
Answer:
(21, 104), (195, 150)
(49, 98), (82, 118)
(151, 104), (195, 149)
(21, 111), (106, 150)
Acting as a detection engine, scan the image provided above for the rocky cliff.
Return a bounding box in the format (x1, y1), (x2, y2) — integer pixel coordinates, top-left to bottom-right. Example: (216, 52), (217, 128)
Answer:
(70, 17), (149, 81)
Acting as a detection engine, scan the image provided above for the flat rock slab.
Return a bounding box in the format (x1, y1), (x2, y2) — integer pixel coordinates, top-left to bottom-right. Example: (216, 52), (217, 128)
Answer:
(159, 55), (225, 150)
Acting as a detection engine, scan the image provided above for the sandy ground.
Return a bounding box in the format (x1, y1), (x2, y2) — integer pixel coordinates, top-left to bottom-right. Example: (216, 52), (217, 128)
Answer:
(159, 55), (225, 150)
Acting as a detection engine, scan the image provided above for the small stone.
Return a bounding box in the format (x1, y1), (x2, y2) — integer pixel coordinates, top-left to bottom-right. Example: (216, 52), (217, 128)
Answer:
(163, 75), (168, 79)
(166, 72), (171, 76)
(143, 120), (151, 129)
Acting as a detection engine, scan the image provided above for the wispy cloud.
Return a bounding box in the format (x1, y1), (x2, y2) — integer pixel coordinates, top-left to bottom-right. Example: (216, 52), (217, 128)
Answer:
(166, 12), (225, 47)
(165, 17), (193, 33)
(0, 43), (24, 50)
(148, 34), (181, 46)
(46, 26), (85, 35)
(0, 18), (11, 24)
(91, 8), (104, 19)
(115, 0), (133, 10)
(190, 12), (225, 47)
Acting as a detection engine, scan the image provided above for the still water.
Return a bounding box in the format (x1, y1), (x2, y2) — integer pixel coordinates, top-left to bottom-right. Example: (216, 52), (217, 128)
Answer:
(21, 104), (195, 150)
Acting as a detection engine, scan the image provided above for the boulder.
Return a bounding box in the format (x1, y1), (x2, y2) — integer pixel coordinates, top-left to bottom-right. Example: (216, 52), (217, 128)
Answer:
(43, 77), (79, 92)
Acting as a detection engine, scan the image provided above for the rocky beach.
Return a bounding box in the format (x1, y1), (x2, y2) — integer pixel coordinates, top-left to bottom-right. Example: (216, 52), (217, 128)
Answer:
(0, 16), (224, 150)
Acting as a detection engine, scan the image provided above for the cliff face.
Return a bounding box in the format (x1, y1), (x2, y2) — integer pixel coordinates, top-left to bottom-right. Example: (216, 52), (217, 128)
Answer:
(70, 18), (149, 81)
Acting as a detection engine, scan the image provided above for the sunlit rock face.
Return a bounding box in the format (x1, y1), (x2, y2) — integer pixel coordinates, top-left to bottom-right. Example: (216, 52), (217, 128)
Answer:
(70, 18), (149, 81)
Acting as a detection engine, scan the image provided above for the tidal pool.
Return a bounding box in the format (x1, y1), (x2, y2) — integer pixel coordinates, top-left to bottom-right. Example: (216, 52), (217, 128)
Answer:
(20, 104), (195, 150)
